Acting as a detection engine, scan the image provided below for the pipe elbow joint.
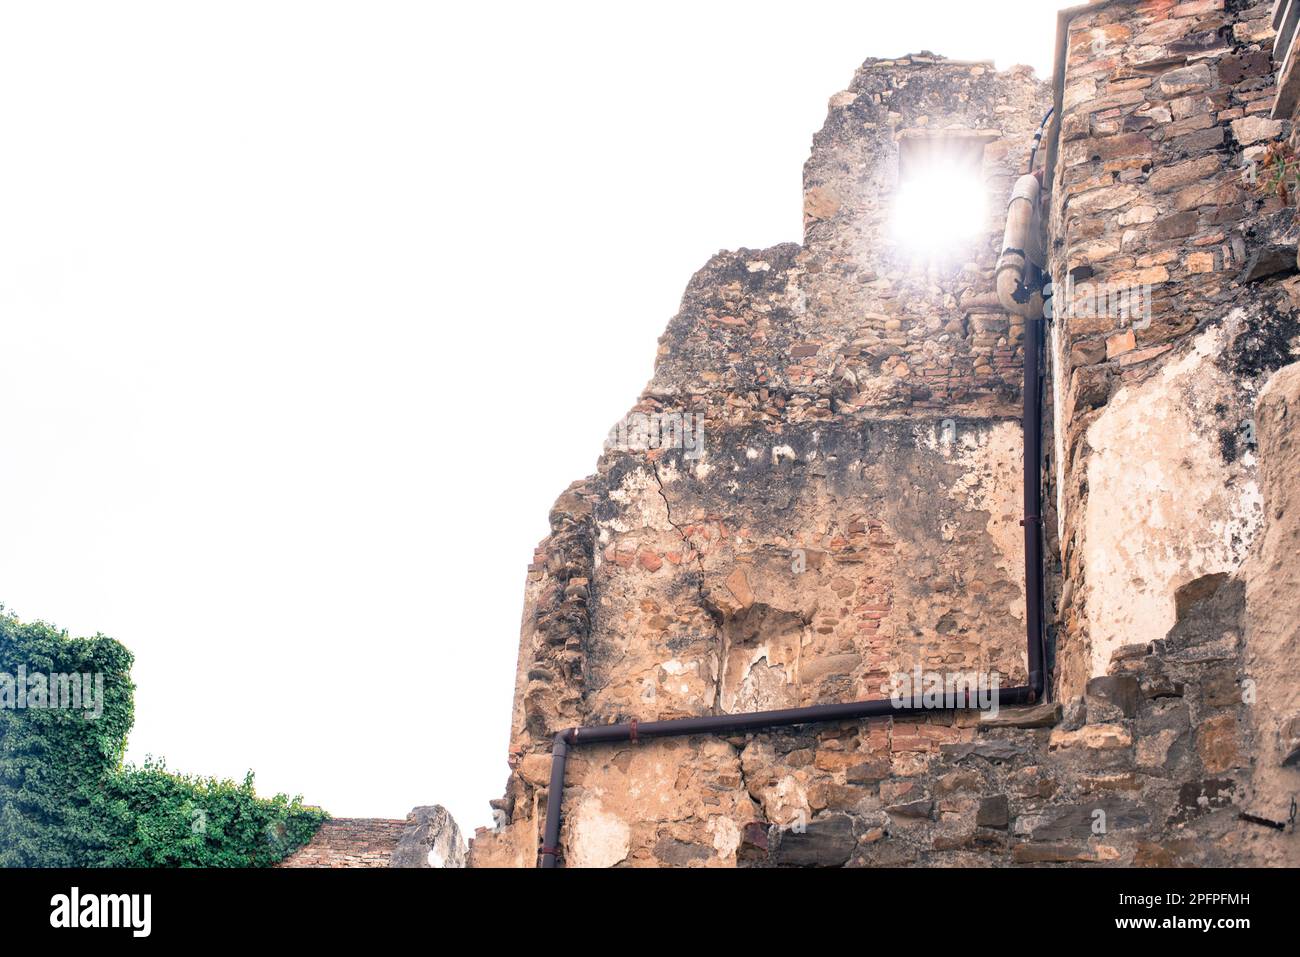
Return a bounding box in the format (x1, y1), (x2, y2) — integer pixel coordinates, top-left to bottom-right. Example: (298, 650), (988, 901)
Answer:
(996, 256), (1024, 310)
(996, 173), (1045, 318)
(996, 256), (1044, 319)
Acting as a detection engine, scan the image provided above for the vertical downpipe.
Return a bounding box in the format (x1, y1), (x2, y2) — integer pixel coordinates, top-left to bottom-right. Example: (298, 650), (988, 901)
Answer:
(1023, 270), (1046, 701)
(539, 731), (568, 868)
(999, 172), (1048, 703)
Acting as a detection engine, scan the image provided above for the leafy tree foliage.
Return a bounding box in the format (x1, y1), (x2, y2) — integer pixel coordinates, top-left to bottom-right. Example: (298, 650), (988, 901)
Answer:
(0, 608), (324, 866)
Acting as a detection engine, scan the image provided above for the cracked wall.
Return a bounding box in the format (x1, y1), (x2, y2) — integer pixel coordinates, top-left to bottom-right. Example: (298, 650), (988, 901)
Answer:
(470, 53), (1052, 868)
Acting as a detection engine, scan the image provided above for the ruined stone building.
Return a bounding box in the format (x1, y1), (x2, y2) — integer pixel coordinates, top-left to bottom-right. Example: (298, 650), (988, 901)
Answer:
(278, 806), (466, 869)
(470, 0), (1300, 867)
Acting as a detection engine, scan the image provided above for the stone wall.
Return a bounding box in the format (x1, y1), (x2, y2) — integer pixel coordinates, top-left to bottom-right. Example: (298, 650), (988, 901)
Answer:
(1046, 0), (1300, 704)
(473, 56), (1054, 869)
(649, 55), (1049, 423)
(472, 1), (1300, 868)
(278, 818), (407, 868)
(278, 806), (465, 868)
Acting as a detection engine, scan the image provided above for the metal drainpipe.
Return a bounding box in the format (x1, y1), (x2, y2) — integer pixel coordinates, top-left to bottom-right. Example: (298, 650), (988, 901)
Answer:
(1022, 269), (1048, 698)
(995, 169), (1049, 700)
(537, 157), (1054, 874)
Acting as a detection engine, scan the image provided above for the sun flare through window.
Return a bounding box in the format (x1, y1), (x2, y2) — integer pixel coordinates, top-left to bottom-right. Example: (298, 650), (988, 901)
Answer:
(891, 130), (996, 259)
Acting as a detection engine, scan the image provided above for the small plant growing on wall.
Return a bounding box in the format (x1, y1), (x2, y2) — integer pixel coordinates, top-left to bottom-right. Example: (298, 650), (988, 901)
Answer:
(1246, 140), (1300, 206)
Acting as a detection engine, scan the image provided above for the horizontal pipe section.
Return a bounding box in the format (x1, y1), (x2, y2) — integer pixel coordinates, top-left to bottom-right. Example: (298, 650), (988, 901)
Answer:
(538, 685), (1038, 867)
(571, 686), (1037, 744)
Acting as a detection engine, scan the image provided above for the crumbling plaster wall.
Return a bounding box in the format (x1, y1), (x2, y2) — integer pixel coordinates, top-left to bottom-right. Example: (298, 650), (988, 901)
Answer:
(587, 421), (1028, 727)
(473, 0), (1300, 869)
(472, 56), (1053, 868)
(1241, 360), (1300, 847)
(1042, 0), (1300, 863)
(1081, 318), (1262, 677)
(1047, 0), (1300, 698)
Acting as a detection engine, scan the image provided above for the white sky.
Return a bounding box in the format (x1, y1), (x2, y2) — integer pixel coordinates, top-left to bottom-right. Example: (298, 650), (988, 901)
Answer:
(0, 1), (1069, 833)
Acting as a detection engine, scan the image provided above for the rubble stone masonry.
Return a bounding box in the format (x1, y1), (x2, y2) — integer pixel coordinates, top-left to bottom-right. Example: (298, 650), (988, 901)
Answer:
(472, 0), (1300, 867)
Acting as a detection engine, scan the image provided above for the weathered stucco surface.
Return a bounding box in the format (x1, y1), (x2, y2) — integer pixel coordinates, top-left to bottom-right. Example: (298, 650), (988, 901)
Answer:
(1045, 0), (1300, 705)
(587, 420), (1029, 727)
(1082, 319), (1263, 676)
(1241, 360), (1300, 855)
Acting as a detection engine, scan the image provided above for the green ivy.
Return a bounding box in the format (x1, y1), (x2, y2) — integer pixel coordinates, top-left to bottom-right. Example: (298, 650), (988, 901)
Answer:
(0, 607), (326, 867)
